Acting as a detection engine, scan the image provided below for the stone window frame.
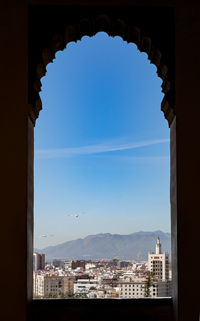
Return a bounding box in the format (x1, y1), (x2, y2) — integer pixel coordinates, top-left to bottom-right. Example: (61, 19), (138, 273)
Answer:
(27, 4), (177, 321)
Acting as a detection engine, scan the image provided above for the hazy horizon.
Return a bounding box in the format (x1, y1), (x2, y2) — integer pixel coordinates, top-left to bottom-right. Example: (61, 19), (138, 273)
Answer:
(35, 229), (170, 250)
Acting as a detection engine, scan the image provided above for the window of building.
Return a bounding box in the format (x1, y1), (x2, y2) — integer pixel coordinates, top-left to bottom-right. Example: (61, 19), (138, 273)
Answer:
(33, 29), (171, 301)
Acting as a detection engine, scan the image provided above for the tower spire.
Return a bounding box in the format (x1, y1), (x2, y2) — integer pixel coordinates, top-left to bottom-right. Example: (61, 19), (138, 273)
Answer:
(156, 236), (162, 254)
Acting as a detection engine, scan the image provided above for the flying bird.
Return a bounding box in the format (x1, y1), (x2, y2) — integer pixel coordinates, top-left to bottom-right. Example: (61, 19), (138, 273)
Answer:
(67, 211), (85, 219)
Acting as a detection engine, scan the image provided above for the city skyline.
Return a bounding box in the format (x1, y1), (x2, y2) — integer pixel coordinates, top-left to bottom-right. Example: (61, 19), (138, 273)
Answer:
(34, 32), (170, 249)
(33, 237), (172, 299)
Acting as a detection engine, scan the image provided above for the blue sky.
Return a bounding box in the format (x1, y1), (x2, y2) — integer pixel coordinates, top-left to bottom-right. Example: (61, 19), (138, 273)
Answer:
(34, 32), (170, 249)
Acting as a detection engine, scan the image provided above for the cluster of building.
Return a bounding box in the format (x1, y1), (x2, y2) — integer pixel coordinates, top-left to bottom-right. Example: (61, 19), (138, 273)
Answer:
(33, 237), (172, 299)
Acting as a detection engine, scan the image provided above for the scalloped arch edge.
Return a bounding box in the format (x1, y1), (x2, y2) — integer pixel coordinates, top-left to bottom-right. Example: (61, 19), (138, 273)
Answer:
(29, 15), (175, 127)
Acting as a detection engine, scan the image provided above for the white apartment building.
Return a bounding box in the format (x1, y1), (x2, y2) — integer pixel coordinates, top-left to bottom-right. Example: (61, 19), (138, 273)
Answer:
(64, 261), (72, 271)
(74, 279), (99, 295)
(148, 237), (169, 281)
(119, 281), (145, 298)
(33, 274), (45, 297)
(119, 280), (171, 298)
(85, 263), (96, 270)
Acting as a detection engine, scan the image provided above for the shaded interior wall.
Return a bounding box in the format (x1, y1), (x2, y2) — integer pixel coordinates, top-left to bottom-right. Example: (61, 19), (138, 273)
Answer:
(0, 1), (199, 321)
(175, 5), (200, 321)
(0, 2), (28, 321)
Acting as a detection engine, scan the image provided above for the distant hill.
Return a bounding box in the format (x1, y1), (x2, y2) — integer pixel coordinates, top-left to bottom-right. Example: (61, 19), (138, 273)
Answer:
(36, 231), (171, 261)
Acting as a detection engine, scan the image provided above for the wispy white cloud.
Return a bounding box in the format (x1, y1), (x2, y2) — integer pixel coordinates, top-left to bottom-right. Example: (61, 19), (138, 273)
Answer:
(35, 138), (169, 159)
(121, 155), (169, 163)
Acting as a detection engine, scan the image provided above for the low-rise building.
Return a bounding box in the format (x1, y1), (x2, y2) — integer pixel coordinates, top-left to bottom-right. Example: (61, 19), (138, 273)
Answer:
(119, 280), (172, 298)
(33, 274), (76, 298)
(33, 273), (45, 297)
(119, 281), (145, 298)
(63, 276), (76, 296)
(74, 279), (99, 295)
(52, 259), (65, 268)
(71, 260), (86, 270)
(44, 275), (64, 297)
(64, 261), (72, 271)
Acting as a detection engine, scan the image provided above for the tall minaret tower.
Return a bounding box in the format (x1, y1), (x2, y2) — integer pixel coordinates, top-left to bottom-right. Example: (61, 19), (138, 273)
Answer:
(156, 236), (162, 254)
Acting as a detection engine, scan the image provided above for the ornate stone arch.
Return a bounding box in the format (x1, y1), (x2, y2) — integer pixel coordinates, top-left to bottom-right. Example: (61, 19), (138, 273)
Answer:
(29, 13), (175, 126)
(27, 6), (177, 320)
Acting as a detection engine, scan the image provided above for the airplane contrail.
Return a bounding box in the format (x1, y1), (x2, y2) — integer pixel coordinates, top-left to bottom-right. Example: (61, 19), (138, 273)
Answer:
(36, 138), (169, 159)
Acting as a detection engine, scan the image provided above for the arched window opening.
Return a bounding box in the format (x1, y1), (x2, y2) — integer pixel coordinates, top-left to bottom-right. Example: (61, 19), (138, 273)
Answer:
(33, 32), (171, 300)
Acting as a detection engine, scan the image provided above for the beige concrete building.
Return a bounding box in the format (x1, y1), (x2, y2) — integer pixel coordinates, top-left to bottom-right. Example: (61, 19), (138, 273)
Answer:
(63, 276), (76, 297)
(33, 274), (76, 298)
(119, 280), (171, 298)
(43, 276), (64, 297)
(148, 237), (169, 281)
(119, 281), (145, 298)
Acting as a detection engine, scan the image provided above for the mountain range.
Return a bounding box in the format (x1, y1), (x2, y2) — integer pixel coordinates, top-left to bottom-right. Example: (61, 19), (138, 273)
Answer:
(35, 230), (171, 261)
